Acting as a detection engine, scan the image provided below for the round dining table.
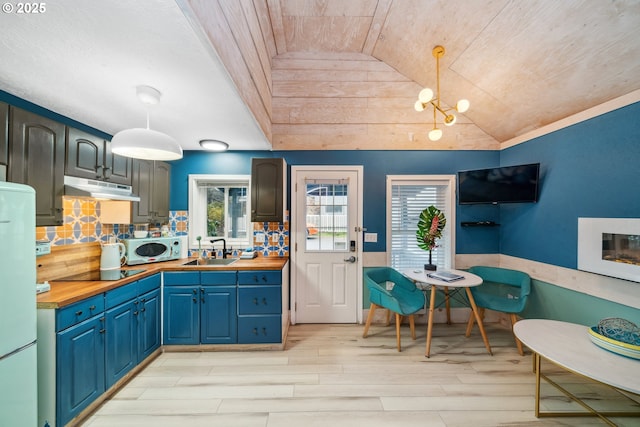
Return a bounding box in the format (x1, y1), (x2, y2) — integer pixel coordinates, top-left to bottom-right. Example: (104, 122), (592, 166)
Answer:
(401, 268), (492, 357)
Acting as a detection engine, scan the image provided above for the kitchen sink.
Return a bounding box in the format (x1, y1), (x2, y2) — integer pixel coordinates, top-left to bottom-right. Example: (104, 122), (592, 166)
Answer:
(183, 258), (238, 266)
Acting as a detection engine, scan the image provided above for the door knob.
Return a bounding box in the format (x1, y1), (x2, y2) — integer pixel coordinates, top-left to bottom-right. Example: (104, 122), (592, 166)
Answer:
(344, 256), (357, 263)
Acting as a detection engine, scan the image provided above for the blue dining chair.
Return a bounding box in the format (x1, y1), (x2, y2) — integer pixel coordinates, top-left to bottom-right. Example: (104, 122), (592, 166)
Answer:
(363, 267), (426, 351)
(465, 266), (531, 355)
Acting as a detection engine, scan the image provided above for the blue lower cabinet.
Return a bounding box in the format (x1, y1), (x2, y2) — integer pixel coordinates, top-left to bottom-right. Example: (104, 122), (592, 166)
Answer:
(163, 271), (239, 345)
(237, 271), (282, 344)
(163, 285), (200, 345)
(201, 285), (237, 344)
(238, 315), (281, 343)
(138, 288), (161, 360)
(49, 274), (162, 426)
(56, 315), (105, 426)
(105, 299), (138, 389)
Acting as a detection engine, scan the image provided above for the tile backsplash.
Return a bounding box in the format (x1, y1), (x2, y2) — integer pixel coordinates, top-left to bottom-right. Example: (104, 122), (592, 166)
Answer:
(35, 197), (288, 257)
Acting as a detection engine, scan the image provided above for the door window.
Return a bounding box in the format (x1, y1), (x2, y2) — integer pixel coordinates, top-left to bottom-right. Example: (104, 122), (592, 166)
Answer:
(305, 182), (348, 251)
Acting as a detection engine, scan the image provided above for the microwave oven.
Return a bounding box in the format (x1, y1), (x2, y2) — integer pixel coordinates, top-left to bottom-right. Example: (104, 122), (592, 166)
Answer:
(122, 237), (182, 265)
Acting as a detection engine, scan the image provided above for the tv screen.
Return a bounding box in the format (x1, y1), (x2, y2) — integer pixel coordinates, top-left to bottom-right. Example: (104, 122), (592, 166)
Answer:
(458, 163), (540, 204)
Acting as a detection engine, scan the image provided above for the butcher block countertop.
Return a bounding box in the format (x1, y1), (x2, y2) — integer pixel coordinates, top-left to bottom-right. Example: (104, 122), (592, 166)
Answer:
(37, 257), (289, 309)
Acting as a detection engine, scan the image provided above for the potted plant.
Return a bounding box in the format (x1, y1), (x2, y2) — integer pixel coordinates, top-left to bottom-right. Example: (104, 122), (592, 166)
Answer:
(416, 205), (446, 271)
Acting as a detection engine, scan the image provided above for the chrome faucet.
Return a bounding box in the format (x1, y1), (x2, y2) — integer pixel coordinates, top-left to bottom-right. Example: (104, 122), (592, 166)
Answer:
(209, 238), (231, 258)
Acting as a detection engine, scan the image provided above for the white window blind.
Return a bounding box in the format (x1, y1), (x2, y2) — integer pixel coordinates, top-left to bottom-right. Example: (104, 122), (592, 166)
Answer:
(387, 176), (455, 271)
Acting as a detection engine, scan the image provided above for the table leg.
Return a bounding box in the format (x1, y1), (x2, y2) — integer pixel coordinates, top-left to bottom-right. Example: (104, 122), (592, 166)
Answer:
(534, 352), (541, 417)
(465, 288), (493, 355)
(444, 286), (451, 325)
(425, 286), (437, 357)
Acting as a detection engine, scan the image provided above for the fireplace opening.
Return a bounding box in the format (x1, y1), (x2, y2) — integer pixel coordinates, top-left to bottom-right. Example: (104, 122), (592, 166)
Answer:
(602, 233), (640, 266)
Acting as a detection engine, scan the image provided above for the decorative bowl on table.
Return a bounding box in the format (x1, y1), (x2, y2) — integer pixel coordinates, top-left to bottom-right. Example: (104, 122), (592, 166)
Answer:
(587, 317), (640, 360)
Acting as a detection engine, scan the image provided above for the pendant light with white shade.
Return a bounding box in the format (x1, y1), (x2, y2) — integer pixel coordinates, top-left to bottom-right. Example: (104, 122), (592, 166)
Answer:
(111, 85), (183, 161)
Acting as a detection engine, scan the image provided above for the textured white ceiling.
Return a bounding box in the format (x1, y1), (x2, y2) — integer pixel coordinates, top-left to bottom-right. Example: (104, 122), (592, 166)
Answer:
(0, 0), (271, 151)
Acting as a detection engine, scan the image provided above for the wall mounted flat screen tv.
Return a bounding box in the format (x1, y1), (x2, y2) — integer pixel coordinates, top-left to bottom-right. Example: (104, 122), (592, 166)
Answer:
(458, 163), (540, 204)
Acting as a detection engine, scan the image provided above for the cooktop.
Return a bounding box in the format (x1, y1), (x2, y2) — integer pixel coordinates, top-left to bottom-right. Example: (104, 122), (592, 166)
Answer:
(57, 269), (146, 281)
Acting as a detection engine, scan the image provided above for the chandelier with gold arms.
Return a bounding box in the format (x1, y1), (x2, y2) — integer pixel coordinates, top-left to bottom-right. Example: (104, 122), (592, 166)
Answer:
(414, 45), (469, 141)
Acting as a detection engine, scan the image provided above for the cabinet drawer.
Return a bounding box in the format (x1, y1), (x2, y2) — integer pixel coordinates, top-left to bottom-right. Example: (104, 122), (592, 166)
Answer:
(105, 282), (137, 310)
(238, 286), (281, 315)
(163, 271), (200, 286)
(56, 294), (105, 332)
(201, 271), (237, 286)
(137, 273), (161, 295)
(238, 315), (281, 343)
(238, 271), (281, 285)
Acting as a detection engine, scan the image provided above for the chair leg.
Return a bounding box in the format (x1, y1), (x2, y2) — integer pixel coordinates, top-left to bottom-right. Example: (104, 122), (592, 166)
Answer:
(510, 313), (525, 356)
(363, 303), (377, 338)
(409, 314), (416, 340)
(385, 309), (391, 326)
(465, 308), (484, 337)
(395, 313), (402, 351)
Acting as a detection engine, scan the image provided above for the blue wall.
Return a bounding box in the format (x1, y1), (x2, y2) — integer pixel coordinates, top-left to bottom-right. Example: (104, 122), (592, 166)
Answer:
(170, 150), (500, 255)
(497, 102), (640, 269)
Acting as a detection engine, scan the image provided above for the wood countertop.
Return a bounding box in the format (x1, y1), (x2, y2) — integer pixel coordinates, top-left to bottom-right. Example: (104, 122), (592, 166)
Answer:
(37, 257), (289, 309)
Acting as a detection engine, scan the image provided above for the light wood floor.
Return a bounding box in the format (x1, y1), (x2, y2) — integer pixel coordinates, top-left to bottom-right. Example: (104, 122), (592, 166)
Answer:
(81, 322), (640, 426)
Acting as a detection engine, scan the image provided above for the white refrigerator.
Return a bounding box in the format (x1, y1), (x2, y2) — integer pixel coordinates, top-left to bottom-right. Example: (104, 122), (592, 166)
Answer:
(0, 182), (37, 426)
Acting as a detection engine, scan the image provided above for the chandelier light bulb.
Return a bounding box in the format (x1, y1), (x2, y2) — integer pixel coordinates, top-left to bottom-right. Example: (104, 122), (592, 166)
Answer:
(456, 99), (470, 113)
(414, 100), (425, 112)
(418, 88), (434, 103)
(428, 128), (442, 141)
(444, 114), (457, 126)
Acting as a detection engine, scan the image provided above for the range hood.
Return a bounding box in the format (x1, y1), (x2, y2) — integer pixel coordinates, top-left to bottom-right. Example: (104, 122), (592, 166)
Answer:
(64, 176), (140, 202)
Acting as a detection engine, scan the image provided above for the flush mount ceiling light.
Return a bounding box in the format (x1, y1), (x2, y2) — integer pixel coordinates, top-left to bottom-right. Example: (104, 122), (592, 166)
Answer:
(199, 139), (229, 151)
(414, 46), (470, 141)
(111, 85), (183, 161)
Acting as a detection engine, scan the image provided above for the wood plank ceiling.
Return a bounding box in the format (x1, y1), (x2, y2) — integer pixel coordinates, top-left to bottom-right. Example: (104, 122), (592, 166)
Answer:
(183, 0), (640, 150)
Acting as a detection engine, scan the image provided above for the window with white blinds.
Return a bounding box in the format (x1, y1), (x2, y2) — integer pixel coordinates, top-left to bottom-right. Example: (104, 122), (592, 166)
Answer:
(386, 175), (456, 271)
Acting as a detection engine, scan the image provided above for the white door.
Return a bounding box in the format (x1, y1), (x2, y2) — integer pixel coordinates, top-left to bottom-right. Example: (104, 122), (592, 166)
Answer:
(291, 166), (363, 324)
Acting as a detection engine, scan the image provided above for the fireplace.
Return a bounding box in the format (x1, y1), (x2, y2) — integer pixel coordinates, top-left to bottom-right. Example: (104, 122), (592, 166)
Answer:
(578, 218), (640, 283)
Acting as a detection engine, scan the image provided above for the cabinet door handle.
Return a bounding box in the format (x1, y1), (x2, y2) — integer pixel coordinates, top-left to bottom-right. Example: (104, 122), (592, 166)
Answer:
(252, 328), (258, 335)
(140, 308), (146, 312)
(192, 297), (197, 303)
(89, 305), (96, 311)
(99, 329), (106, 334)
(253, 298), (258, 305)
(201, 297), (205, 303)
(262, 298), (268, 305)
(262, 327), (267, 336)
(75, 310), (83, 316)
(193, 289), (198, 294)
(261, 276), (268, 283)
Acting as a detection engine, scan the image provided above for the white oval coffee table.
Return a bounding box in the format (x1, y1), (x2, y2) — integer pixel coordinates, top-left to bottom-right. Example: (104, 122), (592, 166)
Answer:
(514, 318), (640, 424)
